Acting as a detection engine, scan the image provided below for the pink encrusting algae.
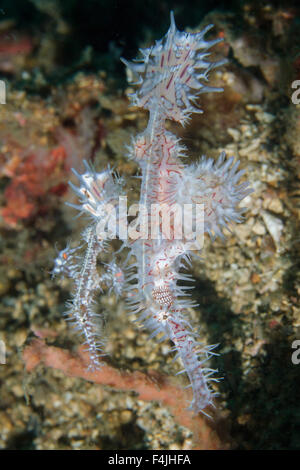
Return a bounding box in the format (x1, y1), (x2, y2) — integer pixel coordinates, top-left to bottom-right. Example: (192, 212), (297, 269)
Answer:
(52, 12), (252, 416)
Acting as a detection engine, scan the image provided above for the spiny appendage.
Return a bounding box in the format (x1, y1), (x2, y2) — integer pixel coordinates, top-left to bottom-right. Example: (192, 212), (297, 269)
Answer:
(67, 159), (124, 219)
(66, 225), (106, 370)
(58, 160), (124, 370)
(168, 318), (220, 416)
(51, 241), (79, 279)
(126, 240), (219, 414)
(175, 151), (253, 240)
(121, 11), (227, 124)
(100, 258), (126, 298)
(132, 282), (219, 415)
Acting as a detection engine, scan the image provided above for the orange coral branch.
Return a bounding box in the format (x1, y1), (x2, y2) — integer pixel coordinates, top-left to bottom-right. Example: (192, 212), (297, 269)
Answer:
(23, 338), (225, 450)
